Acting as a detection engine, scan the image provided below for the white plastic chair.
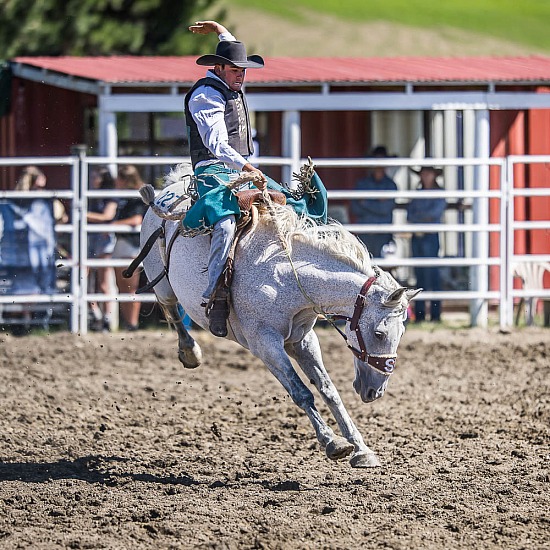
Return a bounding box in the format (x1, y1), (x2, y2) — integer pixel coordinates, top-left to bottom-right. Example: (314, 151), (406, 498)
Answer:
(512, 261), (550, 325)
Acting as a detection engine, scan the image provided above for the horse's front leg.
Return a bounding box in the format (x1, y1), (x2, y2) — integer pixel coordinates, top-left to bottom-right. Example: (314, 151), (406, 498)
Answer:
(247, 332), (338, 453)
(287, 330), (381, 468)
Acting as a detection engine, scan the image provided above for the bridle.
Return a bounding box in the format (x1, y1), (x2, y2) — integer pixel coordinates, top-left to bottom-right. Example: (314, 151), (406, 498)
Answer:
(275, 231), (398, 375)
(329, 275), (397, 376)
(331, 276), (377, 361)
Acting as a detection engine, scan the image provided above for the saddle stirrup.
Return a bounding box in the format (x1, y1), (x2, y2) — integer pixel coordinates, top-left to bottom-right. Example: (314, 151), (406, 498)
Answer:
(206, 287), (229, 338)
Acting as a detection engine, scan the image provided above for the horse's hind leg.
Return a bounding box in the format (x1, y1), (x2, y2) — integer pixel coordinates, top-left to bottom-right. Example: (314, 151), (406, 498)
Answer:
(287, 330), (381, 468)
(152, 275), (202, 369)
(141, 213), (202, 369)
(159, 300), (202, 369)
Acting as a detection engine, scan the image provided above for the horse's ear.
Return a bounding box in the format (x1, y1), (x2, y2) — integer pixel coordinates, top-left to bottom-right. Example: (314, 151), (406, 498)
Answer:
(405, 288), (423, 302)
(383, 287), (406, 308)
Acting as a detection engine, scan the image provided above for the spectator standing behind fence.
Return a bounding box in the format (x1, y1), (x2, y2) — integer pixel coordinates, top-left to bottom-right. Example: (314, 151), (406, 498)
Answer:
(86, 167), (118, 331)
(14, 166), (67, 293)
(407, 166), (447, 323)
(16, 166), (68, 224)
(351, 146), (397, 258)
(110, 165), (148, 331)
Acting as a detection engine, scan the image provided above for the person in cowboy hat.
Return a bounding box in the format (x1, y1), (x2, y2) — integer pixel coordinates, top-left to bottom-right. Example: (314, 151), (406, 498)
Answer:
(406, 164), (447, 323)
(183, 21), (268, 337)
(184, 21), (327, 337)
(351, 145), (398, 259)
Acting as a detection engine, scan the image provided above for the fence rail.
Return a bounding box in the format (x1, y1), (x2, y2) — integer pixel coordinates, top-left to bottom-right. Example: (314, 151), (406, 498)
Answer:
(0, 153), (548, 333)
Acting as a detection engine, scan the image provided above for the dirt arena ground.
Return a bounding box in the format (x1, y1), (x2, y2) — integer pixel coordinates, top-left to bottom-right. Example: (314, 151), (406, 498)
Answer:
(0, 325), (548, 549)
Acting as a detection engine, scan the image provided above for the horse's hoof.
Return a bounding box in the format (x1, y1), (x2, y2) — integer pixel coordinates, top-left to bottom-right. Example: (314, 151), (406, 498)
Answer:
(325, 437), (355, 461)
(350, 451), (381, 468)
(178, 343), (202, 369)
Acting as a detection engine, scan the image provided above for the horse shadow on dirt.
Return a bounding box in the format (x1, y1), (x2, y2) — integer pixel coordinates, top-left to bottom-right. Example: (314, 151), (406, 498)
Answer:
(0, 455), (312, 492)
(0, 455), (198, 487)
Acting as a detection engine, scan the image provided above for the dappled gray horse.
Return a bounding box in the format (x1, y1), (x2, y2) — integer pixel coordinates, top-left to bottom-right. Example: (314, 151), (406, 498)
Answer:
(139, 173), (420, 468)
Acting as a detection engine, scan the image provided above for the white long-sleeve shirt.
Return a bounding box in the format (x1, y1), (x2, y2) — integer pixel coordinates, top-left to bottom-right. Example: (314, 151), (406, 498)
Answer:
(187, 32), (249, 170)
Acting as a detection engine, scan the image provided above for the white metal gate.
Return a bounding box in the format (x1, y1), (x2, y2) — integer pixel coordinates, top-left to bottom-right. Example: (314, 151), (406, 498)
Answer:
(1, 153), (548, 333)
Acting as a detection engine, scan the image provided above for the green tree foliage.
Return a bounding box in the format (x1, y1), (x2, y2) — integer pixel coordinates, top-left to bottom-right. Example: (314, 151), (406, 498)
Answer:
(0, 0), (226, 58)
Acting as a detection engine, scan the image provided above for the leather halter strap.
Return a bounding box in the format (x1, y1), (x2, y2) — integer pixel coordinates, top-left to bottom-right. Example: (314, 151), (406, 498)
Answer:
(334, 276), (377, 362)
(330, 275), (397, 375)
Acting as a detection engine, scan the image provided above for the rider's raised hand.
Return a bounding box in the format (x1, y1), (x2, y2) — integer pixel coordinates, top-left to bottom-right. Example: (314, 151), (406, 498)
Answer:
(189, 21), (228, 36)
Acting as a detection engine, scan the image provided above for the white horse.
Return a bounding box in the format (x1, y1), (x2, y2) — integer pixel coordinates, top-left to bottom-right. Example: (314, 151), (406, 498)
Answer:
(138, 170), (420, 468)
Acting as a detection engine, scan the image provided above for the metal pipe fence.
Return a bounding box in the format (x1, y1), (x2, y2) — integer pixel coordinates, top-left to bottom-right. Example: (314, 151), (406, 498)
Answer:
(0, 153), (548, 333)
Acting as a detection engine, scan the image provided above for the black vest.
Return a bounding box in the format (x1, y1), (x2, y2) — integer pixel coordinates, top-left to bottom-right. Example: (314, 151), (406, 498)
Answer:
(184, 76), (254, 168)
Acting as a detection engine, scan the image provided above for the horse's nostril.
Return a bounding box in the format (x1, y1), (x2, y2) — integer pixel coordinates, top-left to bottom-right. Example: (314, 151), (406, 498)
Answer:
(366, 388), (377, 401)
(374, 330), (385, 341)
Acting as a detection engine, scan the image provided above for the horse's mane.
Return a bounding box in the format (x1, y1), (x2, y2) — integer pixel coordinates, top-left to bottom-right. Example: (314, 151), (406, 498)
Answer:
(259, 203), (374, 276)
(164, 163), (194, 186)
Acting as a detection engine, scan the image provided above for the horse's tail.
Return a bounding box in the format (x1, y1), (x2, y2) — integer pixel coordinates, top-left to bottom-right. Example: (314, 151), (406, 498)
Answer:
(139, 183), (156, 205)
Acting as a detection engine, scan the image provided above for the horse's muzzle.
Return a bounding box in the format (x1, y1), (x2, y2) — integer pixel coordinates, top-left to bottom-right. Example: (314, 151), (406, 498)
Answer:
(353, 360), (392, 403)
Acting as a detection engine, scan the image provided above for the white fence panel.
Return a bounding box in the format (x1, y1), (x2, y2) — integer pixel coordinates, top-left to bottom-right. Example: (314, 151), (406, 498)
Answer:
(0, 157), (80, 331)
(1, 154), (549, 333)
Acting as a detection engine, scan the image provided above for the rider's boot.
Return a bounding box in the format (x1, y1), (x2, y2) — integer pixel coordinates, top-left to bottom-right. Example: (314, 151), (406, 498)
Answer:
(206, 287), (229, 337)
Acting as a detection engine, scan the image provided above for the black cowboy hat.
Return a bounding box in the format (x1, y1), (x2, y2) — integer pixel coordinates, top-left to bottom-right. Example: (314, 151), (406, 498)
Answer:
(410, 165), (444, 177)
(196, 41), (264, 69)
